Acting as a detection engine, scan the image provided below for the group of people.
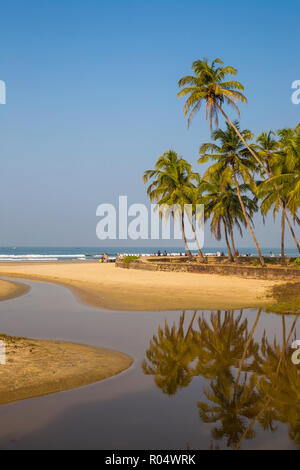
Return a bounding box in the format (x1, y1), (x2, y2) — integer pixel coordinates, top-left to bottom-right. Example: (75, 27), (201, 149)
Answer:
(99, 253), (109, 263)
(155, 250), (168, 257)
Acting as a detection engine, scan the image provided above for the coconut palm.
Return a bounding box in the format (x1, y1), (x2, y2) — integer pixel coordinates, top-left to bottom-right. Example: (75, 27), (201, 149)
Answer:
(177, 57), (270, 177)
(258, 174), (289, 263)
(198, 121), (265, 266)
(200, 174), (258, 261)
(257, 126), (300, 255)
(143, 150), (205, 259)
(256, 130), (280, 174)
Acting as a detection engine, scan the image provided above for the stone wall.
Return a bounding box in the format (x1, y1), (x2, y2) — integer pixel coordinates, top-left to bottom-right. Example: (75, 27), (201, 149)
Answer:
(115, 258), (300, 280)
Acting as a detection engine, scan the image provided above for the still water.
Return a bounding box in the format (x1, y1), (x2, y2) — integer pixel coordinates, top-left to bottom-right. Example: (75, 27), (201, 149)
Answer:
(0, 280), (299, 450)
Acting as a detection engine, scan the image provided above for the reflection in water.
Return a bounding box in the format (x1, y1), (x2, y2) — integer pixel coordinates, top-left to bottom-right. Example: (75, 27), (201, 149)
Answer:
(143, 310), (300, 450)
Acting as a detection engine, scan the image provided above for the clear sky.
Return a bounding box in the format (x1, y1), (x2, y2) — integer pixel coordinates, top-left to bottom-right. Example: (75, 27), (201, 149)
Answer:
(1, 0), (299, 248)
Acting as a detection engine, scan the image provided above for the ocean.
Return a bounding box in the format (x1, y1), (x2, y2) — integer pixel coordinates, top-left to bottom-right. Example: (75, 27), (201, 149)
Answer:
(0, 246), (298, 262)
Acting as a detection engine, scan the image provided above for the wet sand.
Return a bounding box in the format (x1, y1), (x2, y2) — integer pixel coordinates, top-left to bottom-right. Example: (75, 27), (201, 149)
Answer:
(0, 261), (279, 311)
(0, 277), (132, 406)
(0, 332), (132, 405)
(0, 279), (30, 302)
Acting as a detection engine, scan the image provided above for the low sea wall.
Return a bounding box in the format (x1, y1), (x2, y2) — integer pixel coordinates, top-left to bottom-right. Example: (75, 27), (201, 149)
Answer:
(116, 258), (300, 280)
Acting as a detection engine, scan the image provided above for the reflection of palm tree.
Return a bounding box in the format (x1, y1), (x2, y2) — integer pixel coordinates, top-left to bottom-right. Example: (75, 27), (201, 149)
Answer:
(193, 310), (259, 382)
(255, 317), (300, 446)
(235, 309), (262, 393)
(143, 308), (300, 449)
(142, 311), (197, 395)
(195, 310), (262, 448)
(235, 315), (299, 450)
(198, 374), (260, 448)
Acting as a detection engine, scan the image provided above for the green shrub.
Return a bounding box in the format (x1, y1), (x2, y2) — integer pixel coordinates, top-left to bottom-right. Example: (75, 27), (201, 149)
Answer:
(251, 260), (260, 267)
(123, 255), (139, 264)
(294, 258), (300, 265)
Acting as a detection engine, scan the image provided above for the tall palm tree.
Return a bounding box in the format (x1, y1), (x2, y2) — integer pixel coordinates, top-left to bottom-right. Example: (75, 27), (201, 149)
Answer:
(277, 127), (300, 248)
(198, 122), (265, 266)
(178, 57), (299, 246)
(177, 57), (270, 176)
(257, 126), (300, 255)
(256, 130), (280, 174)
(143, 150), (205, 259)
(200, 174), (258, 261)
(258, 176), (289, 263)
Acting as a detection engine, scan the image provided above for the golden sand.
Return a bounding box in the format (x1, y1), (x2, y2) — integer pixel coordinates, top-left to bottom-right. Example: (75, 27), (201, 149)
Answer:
(0, 279), (30, 302)
(0, 333), (132, 405)
(0, 262), (279, 311)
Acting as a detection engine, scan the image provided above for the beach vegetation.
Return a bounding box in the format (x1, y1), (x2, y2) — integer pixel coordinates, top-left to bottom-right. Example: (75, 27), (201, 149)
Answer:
(143, 57), (300, 266)
(122, 255), (139, 264)
(143, 151), (206, 260)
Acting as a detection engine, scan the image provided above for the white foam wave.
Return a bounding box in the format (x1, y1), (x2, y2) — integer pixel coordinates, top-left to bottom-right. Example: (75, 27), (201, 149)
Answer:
(0, 254), (86, 259)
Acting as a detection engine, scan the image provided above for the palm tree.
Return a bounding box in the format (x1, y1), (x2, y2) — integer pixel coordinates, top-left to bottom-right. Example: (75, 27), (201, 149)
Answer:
(258, 175), (288, 264)
(198, 122), (265, 266)
(256, 131), (280, 174)
(178, 57), (299, 247)
(277, 127), (300, 250)
(257, 129), (300, 263)
(143, 150), (205, 259)
(200, 174), (258, 261)
(177, 57), (270, 177)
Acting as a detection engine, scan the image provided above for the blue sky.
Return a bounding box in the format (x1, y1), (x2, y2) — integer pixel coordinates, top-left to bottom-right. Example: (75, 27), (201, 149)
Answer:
(1, 0), (300, 248)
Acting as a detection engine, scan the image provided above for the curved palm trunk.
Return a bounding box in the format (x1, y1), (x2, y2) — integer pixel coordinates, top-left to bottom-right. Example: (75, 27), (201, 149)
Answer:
(189, 219), (206, 261)
(281, 207), (286, 264)
(223, 218), (233, 262)
(181, 212), (192, 257)
(229, 223), (237, 260)
(232, 170), (265, 267)
(284, 209), (300, 253)
(216, 104), (271, 177)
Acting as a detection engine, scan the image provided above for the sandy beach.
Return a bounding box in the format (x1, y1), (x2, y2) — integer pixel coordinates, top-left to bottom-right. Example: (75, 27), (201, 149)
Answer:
(0, 261), (280, 311)
(0, 279), (30, 302)
(0, 333), (132, 405)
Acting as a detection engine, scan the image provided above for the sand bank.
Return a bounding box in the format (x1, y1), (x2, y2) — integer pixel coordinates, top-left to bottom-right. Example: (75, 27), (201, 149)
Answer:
(0, 279), (30, 302)
(0, 262), (280, 311)
(0, 333), (132, 405)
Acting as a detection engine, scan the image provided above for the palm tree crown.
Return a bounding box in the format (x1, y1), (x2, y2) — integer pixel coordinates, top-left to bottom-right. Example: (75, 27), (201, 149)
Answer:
(143, 150), (201, 256)
(178, 57), (247, 130)
(198, 121), (265, 265)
